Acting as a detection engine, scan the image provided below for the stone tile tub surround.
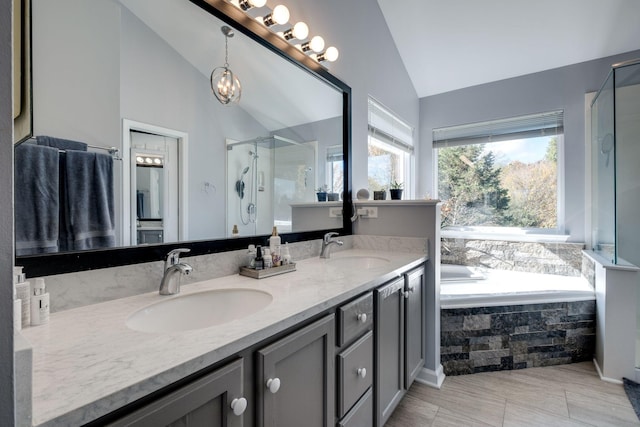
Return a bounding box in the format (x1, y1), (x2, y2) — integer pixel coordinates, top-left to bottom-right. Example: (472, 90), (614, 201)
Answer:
(20, 249), (427, 426)
(442, 238), (585, 276)
(441, 300), (596, 376)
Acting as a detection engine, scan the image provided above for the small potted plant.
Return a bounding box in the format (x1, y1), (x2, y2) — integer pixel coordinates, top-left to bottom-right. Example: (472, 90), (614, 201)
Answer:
(316, 185), (328, 202)
(373, 187), (386, 200)
(389, 180), (403, 200)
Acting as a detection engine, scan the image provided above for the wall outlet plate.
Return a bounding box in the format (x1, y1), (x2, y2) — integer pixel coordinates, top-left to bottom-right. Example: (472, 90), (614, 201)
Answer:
(357, 207), (378, 218)
(329, 207), (343, 218)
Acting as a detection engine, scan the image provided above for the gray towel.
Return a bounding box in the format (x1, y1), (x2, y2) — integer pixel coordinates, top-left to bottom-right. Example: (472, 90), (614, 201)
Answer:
(37, 135), (87, 151)
(14, 143), (60, 255)
(63, 151), (116, 251)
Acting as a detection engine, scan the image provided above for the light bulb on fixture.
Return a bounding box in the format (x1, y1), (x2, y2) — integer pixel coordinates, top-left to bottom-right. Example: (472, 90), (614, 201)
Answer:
(211, 26), (242, 105)
(300, 35), (324, 53)
(317, 46), (339, 62)
(238, 0), (266, 11)
(263, 5), (289, 26)
(283, 21), (309, 40)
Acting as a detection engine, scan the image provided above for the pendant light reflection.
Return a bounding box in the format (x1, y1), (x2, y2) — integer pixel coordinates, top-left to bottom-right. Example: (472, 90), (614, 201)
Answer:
(211, 26), (242, 105)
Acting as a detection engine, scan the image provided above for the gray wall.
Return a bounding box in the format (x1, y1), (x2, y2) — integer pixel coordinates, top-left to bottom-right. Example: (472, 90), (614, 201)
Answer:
(284, 0), (420, 194)
(0, 0), (15, 424)
(419, 49), (640, 243)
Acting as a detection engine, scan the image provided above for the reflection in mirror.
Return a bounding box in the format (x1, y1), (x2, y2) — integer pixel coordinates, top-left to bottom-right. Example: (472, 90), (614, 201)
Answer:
(226, 135), (318, 237)
(16, 0), (350, 276)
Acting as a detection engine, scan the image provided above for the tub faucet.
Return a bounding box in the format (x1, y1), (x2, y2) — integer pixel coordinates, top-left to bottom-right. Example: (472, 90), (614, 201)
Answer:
(320, 232), (343, 259)
(159, 248), (193, 295)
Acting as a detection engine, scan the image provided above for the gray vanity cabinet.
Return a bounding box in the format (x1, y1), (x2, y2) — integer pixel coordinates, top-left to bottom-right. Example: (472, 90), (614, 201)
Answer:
(374, 265), (427, 427)
(374, 277), (405, 427)
(405, 267), (426, 387)
(256, 314), (335, 427)
(109, 358), (246, 427)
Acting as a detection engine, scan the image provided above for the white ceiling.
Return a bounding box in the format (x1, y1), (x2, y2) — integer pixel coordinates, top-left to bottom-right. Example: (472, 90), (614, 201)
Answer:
(377, 0), (640, 97)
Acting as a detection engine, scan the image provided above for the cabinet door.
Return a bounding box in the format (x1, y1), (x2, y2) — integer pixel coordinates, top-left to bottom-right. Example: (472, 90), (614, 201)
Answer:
(405, 267), (426, 388)
(257, 314), (335, 427)
(109, 358), (245, 427)
(374, 277), (405, 427)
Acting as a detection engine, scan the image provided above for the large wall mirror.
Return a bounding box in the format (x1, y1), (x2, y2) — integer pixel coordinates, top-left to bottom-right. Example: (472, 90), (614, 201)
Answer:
(15, 0), (351, 276)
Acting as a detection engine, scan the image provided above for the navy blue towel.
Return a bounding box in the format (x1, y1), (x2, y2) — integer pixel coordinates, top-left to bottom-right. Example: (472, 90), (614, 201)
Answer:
(36, 135), (88, 151)
(14, 143), (60, 255)
(62, 151), (116, 251)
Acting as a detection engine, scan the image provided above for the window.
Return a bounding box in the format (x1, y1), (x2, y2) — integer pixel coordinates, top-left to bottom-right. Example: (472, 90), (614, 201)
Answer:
(326, 145), (343, 194)
(434, 110), (563, 231)
(368, 97), (414, 194)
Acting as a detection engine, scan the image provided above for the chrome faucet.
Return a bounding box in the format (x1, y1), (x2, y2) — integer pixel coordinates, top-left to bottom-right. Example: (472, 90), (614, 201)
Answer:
(320, 232), (343, 259)
(159, 248), (193, 295)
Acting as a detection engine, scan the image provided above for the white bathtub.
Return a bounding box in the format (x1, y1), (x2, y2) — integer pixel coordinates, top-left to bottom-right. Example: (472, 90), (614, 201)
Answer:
(440, 264), (595, 309)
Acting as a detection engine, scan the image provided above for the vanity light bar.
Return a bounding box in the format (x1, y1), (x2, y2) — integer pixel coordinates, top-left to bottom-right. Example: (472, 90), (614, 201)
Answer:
(227, 0), (339, 64)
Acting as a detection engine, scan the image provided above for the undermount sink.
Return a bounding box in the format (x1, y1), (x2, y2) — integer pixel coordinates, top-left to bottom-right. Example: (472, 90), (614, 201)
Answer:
(126, 288), (273, 333)
(325, 255), (391, 269)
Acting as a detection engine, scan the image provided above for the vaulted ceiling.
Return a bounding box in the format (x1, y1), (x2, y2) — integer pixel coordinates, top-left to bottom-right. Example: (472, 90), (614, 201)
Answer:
(377, 0), (640, 97)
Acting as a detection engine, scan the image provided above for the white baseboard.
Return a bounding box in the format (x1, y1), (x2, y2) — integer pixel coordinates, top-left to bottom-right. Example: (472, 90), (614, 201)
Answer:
(593, 357), (623, 384)
(415, 364), (445, 389)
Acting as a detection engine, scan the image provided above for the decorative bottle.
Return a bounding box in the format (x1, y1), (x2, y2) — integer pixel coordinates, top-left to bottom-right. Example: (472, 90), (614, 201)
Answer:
(31, 278), (50, 326)
(254, 246), (264, 270)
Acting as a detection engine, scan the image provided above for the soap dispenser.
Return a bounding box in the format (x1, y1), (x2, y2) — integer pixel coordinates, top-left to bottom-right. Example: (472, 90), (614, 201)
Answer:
(31, 278), (50, 326)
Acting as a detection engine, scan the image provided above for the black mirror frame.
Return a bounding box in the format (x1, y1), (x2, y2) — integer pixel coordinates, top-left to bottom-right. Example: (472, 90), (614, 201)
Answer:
(16, 0), (352, 277)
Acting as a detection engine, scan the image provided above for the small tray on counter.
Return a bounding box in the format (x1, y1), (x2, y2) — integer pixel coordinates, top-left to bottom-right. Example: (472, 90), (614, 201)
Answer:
(239, 263), (296, 279)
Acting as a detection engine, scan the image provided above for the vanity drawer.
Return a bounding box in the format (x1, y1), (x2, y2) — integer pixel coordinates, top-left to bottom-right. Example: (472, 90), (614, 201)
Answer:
(338, 387), (373, 427)
(337, 331), (373, 418)
(338, 291), (373, 346)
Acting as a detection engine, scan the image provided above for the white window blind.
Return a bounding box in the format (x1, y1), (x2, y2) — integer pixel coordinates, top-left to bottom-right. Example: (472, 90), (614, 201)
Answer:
(368, 97), (414, 153)
(433, 110), (564, 148)
(326, 145), (343, 162)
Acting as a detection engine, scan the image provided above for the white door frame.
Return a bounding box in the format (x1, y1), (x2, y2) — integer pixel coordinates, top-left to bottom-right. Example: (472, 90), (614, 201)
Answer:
(122, 119), (189, 245)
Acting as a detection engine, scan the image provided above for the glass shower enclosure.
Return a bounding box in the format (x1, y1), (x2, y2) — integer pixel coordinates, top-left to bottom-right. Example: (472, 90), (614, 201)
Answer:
(591, 58), (640, 370)
(590, 59), (640, 267)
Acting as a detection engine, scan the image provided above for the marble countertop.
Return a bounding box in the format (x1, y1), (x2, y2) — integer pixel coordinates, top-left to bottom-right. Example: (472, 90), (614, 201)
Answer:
(21, 249), (427, 426)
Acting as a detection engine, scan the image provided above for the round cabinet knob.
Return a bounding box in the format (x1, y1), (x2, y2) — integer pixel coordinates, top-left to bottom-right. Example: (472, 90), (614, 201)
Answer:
(357, 368), (367, 379)
(230, 397), (247, 416)
(266, 377), (281, 394)
(408, 286), (415, 293)
(356, 313), (367, 323)
(403, 291), (410, 299)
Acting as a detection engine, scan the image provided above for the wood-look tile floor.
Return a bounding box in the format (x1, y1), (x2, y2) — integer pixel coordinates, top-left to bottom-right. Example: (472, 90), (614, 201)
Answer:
(385, 362), (640, 427)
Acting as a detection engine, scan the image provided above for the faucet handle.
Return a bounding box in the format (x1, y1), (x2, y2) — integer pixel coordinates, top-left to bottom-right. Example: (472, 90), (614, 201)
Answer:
(165, 248), (190, 268)
(324, 232), (339, 243)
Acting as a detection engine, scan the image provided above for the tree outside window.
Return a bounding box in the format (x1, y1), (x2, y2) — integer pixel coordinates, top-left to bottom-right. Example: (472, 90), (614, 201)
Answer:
(438, 136), (558, 229)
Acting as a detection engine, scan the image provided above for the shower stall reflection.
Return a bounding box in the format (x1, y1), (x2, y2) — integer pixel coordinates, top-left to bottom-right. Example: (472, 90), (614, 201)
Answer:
(226, 135), (317, 237)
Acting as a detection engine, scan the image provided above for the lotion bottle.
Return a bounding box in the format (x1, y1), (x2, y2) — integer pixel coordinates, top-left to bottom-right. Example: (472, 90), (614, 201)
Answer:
(281, 243), (292, 265)
(263, 248), (272, 269)
(31, 278), (50, 326)
(13, 267), (30, 328)
(13, 286), (21, 331)
(269, 226), (281, 250)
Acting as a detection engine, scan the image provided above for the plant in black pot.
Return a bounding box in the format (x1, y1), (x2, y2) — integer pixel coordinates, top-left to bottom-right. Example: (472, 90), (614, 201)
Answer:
(389, 180), (403, 200)
(316, 185), (328, 202)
